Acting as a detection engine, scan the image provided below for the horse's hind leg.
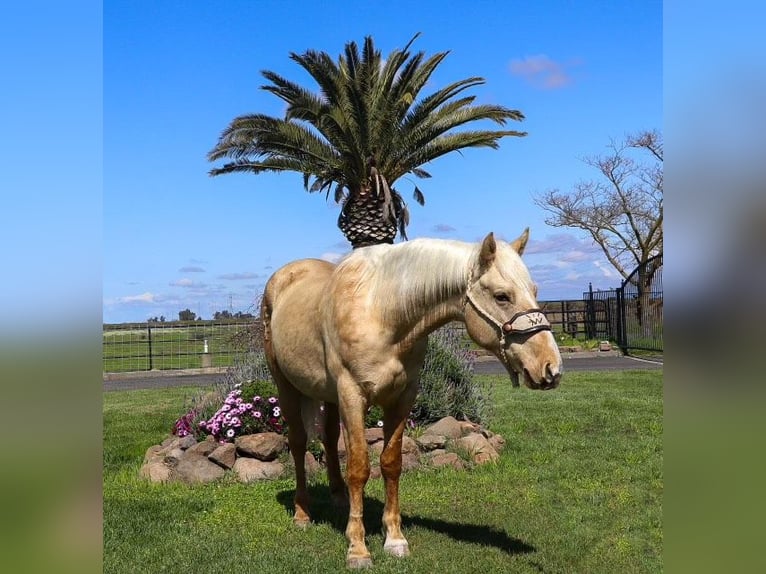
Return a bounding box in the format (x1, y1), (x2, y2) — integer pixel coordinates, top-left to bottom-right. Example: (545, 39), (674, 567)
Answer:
(322, 402), (348, 508)
(271, 370), (311, 527)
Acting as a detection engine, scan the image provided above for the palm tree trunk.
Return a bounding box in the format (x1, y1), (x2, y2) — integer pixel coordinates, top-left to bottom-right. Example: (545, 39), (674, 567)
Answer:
(338, 188), (397, 248)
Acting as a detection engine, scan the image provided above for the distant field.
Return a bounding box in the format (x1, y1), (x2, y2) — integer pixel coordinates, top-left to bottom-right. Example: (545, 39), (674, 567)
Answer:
(103, 321), (254, 372)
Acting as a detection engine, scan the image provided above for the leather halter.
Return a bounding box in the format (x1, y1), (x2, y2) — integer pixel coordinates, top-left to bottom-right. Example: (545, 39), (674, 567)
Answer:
(464, 288), (551, 339)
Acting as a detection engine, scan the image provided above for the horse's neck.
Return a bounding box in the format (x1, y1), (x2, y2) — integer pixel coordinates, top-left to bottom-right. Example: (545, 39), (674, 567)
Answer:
(368, 240), (476, 338)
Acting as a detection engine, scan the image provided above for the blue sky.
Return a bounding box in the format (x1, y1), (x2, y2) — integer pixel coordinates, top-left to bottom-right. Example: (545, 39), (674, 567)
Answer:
(102, 0), (661, 324)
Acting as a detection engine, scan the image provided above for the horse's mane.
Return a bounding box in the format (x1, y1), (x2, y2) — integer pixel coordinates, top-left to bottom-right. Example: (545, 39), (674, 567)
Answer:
(336, 238), (480, 325)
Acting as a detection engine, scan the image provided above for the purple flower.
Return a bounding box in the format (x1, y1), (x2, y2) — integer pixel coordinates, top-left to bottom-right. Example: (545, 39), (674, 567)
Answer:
(273, 407), (281, 417)
(253, 411), (262, 419)
(268, 397), (278, 404)
(226, 429), (235, 438)
(254, 396), (261, 403)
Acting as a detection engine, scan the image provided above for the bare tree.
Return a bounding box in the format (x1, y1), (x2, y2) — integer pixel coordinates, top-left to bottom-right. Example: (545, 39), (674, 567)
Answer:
(535, 129), (663, 281)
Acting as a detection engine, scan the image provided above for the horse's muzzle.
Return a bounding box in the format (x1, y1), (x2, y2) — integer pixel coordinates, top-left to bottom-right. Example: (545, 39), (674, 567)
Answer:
(523, 363), (562, 390)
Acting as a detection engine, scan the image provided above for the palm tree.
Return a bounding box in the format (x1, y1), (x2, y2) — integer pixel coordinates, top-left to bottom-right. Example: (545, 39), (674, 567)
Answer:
(208, 34), (526, 248)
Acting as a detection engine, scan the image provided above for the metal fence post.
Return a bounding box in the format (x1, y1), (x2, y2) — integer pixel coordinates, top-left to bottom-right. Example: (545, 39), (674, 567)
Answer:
(147, 324), (153, 371)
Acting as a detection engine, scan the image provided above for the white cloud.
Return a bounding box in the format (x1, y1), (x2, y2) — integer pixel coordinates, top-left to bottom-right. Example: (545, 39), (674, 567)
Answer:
(593, 260), (620, 279)
(170, 278), (204, 288)
(433, 223), (457, 234)
(509, 54), (577, 89)
(117, 292), (157, 304)
(218, 272), (260, 280)
(179, 266), (205, 273)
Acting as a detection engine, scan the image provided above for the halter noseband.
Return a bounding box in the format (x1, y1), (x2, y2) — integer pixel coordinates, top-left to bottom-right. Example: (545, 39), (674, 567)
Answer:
(463, 271), (552, 386)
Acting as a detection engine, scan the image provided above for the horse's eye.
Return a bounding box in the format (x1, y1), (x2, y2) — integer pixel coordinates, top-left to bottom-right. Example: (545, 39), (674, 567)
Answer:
(494, 293), (511, 303)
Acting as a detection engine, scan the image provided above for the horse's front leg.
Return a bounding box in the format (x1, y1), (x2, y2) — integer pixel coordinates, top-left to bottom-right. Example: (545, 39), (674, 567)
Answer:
(338, 386), (372, 568)
(380, 386), (418, 558)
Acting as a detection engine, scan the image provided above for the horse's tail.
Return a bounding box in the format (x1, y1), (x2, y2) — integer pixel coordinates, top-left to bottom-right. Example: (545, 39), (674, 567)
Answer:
(261, 274), (322, 441)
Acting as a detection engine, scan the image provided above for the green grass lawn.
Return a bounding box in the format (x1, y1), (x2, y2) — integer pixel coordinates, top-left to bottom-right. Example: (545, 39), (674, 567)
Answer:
(103, 371), (662, 573)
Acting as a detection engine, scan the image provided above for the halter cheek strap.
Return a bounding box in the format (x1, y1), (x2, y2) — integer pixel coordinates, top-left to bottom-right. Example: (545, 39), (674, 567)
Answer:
(463, 270), (552, 364)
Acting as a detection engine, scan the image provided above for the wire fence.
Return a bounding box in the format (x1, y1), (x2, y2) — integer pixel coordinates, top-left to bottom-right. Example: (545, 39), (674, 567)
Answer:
(103, 320), (260, 373)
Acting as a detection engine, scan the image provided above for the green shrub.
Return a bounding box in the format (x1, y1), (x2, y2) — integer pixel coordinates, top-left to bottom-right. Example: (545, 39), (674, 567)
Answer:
(411, 327), (492, 427)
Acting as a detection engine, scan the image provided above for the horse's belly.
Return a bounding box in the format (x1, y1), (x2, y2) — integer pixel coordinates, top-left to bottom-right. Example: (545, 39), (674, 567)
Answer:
(270, 308), (338, 403)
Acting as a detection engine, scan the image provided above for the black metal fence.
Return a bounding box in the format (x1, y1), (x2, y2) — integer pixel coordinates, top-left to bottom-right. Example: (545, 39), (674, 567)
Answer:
(616, 254), (663, 353)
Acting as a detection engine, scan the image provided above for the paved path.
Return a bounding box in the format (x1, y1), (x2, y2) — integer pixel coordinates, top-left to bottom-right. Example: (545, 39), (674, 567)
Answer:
(104, 352), (661, 392)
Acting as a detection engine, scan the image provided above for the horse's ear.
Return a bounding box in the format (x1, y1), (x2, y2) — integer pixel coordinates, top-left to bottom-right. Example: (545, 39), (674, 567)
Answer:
(510, 228), (530, 255)
(479, 232), (497, 269)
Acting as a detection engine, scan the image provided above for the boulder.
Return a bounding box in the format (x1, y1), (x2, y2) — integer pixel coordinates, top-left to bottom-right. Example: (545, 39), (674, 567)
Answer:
(424, 416), (464, 439)
(233, 458), (284, 482)
(175, 453), (226, 484)
(209, 443), (237, 469)
(235, 433), (288, 461)
(488, 434), (506, 454)
(456, 433), (499, 465)
(364, 427), (384, 444)
(416, 434), (447, 451)
(186, 435), (219, 457)
(430, 452), (465, 471)
(139, 461), (175, 483)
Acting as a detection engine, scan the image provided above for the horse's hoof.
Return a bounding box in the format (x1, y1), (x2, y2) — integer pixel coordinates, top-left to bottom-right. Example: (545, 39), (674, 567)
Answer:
(383, 541), (410, 558)
(293, 517), (311, 530)
(346, 555), (373, 569)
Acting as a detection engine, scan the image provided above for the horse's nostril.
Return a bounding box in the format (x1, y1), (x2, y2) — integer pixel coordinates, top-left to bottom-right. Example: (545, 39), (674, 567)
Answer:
(544, 363), (562, 388)
(545, 363), (555, 380)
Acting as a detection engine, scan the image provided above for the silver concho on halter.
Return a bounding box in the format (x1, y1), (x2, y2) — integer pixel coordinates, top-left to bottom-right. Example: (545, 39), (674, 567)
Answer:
(501, 309), (551, 335)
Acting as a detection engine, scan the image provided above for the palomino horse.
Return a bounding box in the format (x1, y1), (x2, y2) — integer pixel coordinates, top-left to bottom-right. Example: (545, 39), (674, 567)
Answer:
(261, 229), (562, 568)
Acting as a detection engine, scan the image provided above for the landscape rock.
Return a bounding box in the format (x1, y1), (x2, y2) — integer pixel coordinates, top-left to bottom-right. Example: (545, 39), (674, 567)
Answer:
(488, 434), (506, 454)
(175, 453), (226, 484)
(456, 433), (499, 465)
(139, 461), (175, 483)
(141, 415), (505, 485)
(176, 435), (198, 450)
(401, 436), (420, 455)
(209, 443), (237, 469)
(144, 445), (165, 464)
(163, 448), (185, 466)
(186, 435), (219, 457)
(430, 452), (465, 471)
(416, 434), (447, 451)
(233, 458), (284, 482)
(364, 427), (384, 444)
(235, 432), (288, 461)
(424, 416), (464, 439)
